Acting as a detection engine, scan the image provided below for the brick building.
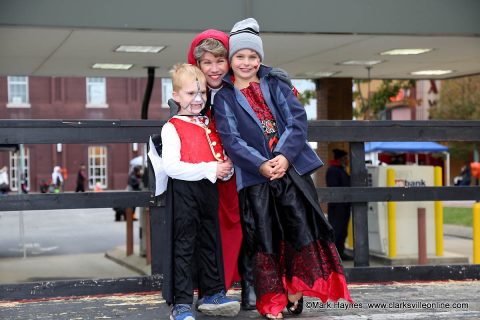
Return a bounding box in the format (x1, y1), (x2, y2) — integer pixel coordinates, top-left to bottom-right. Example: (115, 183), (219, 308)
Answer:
(0, 76), (171, 192)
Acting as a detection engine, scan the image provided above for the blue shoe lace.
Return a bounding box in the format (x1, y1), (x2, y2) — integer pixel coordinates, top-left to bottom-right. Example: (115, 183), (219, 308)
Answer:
(202, 290), (235, 305)
(171, 304), (195, 320)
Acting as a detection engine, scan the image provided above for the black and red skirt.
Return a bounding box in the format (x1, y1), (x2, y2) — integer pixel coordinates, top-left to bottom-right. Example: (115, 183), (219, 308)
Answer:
(239, 169), (352, 316)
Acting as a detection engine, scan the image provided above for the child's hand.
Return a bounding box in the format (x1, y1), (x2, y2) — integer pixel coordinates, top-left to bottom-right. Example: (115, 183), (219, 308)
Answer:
(216, 160), (233, 180)
(268, 154), (289, 180)
(223, 156), (233, 171)
(259, 161), (275, 179)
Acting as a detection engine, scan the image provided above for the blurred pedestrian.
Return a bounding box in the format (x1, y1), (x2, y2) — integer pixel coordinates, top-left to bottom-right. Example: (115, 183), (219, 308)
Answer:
(39, 179), (49, 193)
(0, 166), (10, 195)
(75, 164), (87, 192)
(326, 149), (352, 261)
(20, 173), (28, 194)
(127, 165), (143, 221)
(51, 166), (64, 193)
(127, 165), (143, 192)
(459, 162), (471, 186)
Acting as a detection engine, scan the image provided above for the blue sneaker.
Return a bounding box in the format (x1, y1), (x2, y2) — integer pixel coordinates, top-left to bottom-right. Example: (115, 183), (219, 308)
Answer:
(198, 290), (240, 317)
(170, 304), (195, 320)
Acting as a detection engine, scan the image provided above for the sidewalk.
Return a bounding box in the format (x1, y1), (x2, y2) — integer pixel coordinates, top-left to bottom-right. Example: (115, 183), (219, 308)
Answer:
(0, 252), (141, 284)
(444, 224), (473, 239)
(444, 200), (476, 208)
(443, 201), (474, 239)
(1, 281), (479, 319)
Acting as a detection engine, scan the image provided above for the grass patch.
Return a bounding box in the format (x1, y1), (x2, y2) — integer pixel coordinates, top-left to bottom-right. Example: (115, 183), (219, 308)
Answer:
(443, 207), (473, 227)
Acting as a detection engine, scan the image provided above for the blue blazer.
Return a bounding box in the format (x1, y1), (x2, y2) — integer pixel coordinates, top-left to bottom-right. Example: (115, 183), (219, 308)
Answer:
(213, 65), (323, 191)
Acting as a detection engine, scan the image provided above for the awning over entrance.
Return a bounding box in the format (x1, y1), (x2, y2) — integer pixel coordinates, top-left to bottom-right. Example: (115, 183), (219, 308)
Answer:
(365, 141), (450, 185)
(365, 141), (448, 153)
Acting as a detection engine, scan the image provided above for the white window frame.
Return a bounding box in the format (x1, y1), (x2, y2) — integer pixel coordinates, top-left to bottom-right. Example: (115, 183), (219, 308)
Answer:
(9, 148), (30, 192)
(88, 146), (108, 189)
(161, 78), (173, 108)
(7, 76), (31, 108)
(86, 77), (108, 108)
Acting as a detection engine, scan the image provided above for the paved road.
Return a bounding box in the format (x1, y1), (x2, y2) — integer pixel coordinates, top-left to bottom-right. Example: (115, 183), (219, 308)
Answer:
(0, 208), (143, 283)
(0, 208), (136, 258)
(1, 281), (479, 319)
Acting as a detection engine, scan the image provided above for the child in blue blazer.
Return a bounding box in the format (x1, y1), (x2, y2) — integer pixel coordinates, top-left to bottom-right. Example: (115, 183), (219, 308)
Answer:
(213, 18), (352, 319)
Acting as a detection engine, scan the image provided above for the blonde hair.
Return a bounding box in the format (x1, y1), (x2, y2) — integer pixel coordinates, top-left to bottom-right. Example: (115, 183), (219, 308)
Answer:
(193, 38), (228, 62)
(170, 63), (206, 92)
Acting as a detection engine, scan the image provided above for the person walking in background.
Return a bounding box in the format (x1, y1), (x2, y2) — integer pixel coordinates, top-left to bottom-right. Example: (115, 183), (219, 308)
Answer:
(61, 167), (68, 191)
(326, 149), (353, 261)
(127, 165), (143, 220)
(113, 165), (143, 222)
(213, 18), (352, 319)
(159, 63), (240, 320)
(51, 166), (64, 193)
(127, 165), (143, 192)
(0, 166), (10, 195)
(459, 162), (472, 186)
(75, 164), (87, 192)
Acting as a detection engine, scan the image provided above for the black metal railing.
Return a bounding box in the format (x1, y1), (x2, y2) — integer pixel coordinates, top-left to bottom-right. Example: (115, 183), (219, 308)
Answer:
(1, 119), (479, 300)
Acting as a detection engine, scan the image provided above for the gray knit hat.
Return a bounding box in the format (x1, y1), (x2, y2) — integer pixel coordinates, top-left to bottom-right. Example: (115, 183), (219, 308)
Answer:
(229, 18), (264, 61)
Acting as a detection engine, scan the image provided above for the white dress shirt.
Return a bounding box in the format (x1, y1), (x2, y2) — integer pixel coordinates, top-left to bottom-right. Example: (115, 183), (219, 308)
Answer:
(161, 116), (218, 183)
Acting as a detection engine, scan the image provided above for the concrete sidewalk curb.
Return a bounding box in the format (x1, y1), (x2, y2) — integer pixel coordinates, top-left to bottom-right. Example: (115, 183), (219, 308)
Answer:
(444, 224), (472, 239)
(444, 200), (476, 208)
(105, 246), (151, 276)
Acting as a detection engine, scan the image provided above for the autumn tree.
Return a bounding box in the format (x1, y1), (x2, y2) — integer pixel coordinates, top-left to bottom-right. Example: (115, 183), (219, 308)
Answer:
(429, 75), (480, 120)
(429, 75), (480, 160)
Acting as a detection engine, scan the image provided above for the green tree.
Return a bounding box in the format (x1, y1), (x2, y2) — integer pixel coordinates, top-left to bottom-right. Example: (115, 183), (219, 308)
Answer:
(353, 79), (415, 120)
(429, 75), (480, 160)
(297, 89), (316, 106)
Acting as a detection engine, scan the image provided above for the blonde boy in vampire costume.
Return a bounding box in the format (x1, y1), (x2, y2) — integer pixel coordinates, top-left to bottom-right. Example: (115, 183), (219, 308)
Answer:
(161, 64), (240, 320)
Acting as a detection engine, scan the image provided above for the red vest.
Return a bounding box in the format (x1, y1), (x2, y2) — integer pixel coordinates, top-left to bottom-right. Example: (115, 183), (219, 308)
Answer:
(169, 117), (225, 163)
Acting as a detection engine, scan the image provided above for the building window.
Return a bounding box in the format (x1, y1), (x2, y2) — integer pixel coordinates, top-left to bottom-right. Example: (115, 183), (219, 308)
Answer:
(86, 77), (108, 108)
(7, 76), (31, 108)
(9, 148), (30, 192)
(162, 78), (173, 108)
(88, 146), (108, 189)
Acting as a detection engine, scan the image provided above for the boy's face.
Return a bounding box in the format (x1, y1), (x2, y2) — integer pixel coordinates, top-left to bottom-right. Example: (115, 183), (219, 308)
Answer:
(173, 77), (207, 115)
(230, 49), (261, 83)
(198, 52), (228, 89)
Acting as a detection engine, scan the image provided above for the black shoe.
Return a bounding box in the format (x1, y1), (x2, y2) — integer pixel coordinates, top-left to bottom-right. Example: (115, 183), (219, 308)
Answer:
(286, 296), (303, 315)
(241, 280), (256, 310)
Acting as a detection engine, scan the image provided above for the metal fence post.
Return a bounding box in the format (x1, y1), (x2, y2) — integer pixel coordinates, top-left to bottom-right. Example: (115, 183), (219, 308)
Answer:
(417, 207), (427, 265)
(350, 142), (369, 267)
